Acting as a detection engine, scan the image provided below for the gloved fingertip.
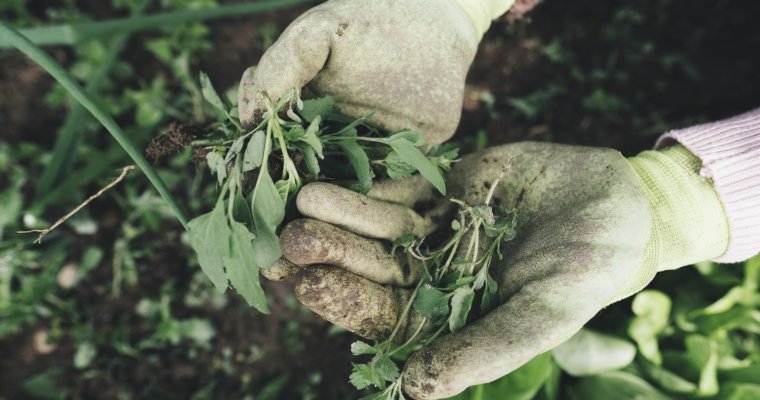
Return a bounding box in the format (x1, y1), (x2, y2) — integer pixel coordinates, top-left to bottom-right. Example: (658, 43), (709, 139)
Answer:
(260, 257), (300, 281)
(279, 219), (315, 265)
(402, 346), (468, 400)
(294, 266), (398, 341)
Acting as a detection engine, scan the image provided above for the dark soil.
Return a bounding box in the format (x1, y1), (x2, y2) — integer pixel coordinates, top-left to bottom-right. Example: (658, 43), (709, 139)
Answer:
(2, 0), (760, 399)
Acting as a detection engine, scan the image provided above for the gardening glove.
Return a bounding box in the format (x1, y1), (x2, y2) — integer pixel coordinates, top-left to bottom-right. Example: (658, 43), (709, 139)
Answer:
(237, 0), (517, 145)
(278, 141), (729, 399)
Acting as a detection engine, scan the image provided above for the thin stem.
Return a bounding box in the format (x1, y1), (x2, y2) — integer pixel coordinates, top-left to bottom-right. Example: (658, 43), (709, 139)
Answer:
(1, 22), (189, 229)
(390, 318), (427, 357)
(386, 279), (424, 350)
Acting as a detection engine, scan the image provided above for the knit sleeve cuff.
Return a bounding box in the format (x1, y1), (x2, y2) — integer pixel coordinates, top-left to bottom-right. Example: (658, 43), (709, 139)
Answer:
(655, 108), (760, 263)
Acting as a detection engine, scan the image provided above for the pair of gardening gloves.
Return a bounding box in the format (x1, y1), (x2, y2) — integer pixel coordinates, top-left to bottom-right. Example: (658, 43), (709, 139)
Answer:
(237, 0), (730, 398)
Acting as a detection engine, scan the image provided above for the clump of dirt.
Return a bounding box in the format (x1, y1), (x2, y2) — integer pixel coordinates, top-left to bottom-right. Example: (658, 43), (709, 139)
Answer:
(145, 122), (199, 163)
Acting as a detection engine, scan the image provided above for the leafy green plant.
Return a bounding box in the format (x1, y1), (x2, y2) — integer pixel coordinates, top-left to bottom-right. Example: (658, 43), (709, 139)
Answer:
(348, 184), (518, 399)
(188, 73), (456, 313)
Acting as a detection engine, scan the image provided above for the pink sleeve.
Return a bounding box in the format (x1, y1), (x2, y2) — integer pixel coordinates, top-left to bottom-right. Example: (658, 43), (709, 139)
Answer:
(656, 108), (760, 263)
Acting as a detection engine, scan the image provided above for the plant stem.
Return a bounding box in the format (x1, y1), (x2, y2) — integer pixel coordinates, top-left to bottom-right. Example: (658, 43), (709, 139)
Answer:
(1, 22), (189, 229)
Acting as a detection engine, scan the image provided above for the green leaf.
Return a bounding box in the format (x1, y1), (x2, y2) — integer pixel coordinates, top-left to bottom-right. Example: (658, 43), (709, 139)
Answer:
(73, 341), (97, 369)
(414, 285), (450, 321)
(22, 368), (68, 400)
(449, 286), (474, 332)
(206, 151), (227, 186)
(231, 192), (253, 227)
(567, 371), (672, 400)
(251, 169), (285, 232)
(384, 150), (417, 180)
(301, 115), (324, 158)
(628, 290), (671, 365)
(373, 353), (400, 383)
(350, 363), (384, 390)
(386, 130), (423, 145)
(685, 335), (719, 396)
(224, 221), (270, 313)
(552, 329), (636, 376)
(296, 143), (320, 176)
(446, 352), (554, 400)
(640, 363), (697, 394)
(249, 170), (284, 270)
(722, 383), (760, 400)
(337, 133), (374, 193)
(199, 71), (227, 113)
(300, 96), (335, 122)
(187, 200), (230, 291)
(351, 341), (378, 356)
(391, 233), (415, 255)
(384, 135), (446, 195)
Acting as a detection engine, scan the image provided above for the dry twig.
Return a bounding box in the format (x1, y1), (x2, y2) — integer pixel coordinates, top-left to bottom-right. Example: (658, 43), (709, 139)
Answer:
(19, 165), (137, 243)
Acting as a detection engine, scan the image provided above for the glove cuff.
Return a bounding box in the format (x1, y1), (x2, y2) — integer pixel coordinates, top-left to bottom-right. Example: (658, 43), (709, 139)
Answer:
(655, 108), (760, 263)
(451, 0), (516, 37)
(628, 145), (729, 274)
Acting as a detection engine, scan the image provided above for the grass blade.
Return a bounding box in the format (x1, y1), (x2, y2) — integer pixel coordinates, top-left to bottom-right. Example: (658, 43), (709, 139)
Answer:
(0, 21), (189, 228)
(0, 0), (314, 48)
(34, 0), (151, 200)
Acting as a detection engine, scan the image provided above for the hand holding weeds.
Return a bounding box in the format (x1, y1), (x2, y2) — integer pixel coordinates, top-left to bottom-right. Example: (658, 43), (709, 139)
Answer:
(280, 142), (730, 399)
(237, 0), (482, 145)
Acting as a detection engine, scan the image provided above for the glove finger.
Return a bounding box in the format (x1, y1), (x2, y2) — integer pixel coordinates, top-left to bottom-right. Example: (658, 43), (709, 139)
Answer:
(260, 257), (300, 281)
(296, 182), (438, 241)
(280, 219), (421, 287)
(402, 254), (627, 399)
(294, 266), (427, 341)
(237, 9), (336, 129)
(366, 175), (437, 208)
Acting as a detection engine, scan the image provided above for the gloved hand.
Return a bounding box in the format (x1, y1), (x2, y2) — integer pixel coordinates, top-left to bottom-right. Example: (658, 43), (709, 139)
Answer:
(237, 0), (513, 145)
(278, 141), (729, 399)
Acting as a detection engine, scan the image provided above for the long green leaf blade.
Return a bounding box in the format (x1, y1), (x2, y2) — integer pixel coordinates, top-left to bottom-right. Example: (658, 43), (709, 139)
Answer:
(0, 21), (189, 228)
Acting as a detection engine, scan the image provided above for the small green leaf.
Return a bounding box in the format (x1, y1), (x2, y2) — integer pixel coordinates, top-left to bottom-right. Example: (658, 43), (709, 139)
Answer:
(250, 171), (284, 269)
(449, 286), (474, 332)
(337, 132), (374, 193)
(300, 96), (335, 122)
(373, 353), (400, 382)
(243, 131), (266, 172)
(628, 290), (671, 365)
(384, 135), (446, 195)
(552, 329), (636, 376)
(384, 150), (417, 180)
(187, 200), (230, 291)
(391, 234), (415, 255)
(206, 151), (227, 186)
(350, 363), (384, 390)
(225, 136), (246, 163)
(74, 342), (96, 369)
(296, 143), (320, 176)
(199, 71), (227, 113)
(301, 115), (324, 159)
(351, 341), (378, 356)
(414, 284), (450, 320)
(224, 221), (270, 313)
(448, 352), (553, 400)
(251, 170), (285, 232)
(567, 371), (671, 400)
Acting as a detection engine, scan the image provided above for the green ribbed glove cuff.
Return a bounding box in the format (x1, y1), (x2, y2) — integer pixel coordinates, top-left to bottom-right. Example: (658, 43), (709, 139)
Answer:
(452, 0), (516, 37)
(614, 145), (729, 301)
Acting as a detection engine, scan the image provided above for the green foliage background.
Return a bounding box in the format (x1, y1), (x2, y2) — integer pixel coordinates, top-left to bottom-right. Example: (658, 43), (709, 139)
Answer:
(1, 0), (758, 399)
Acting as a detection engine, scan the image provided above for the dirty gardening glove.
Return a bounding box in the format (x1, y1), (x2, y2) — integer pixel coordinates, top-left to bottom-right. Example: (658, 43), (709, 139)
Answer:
(238, 0), (517, 145)
(279, 141), (729, 399)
